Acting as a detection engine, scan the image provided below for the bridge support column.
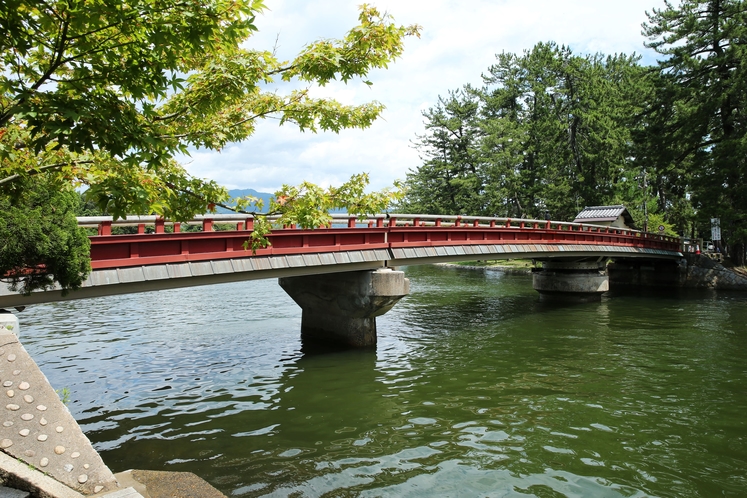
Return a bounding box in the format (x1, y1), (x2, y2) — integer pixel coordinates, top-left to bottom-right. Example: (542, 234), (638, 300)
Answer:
(279, 268), (410, 348)
(532, 261), (609, 303)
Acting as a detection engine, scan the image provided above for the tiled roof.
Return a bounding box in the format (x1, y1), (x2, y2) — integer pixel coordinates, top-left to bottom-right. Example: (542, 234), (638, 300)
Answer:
(574, 205), (626, 221)
(573, 205), (636, 228)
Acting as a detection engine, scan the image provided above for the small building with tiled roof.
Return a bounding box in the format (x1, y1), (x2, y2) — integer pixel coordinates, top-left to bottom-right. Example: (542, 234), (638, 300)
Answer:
(573, 205), (637, 229)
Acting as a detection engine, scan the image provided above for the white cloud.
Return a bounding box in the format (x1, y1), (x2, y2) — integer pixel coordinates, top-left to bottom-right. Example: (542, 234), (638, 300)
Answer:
(181, 0), (666, 193)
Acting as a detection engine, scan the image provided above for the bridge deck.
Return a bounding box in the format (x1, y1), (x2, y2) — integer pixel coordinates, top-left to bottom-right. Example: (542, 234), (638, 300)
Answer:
(1, 214), (682, 307)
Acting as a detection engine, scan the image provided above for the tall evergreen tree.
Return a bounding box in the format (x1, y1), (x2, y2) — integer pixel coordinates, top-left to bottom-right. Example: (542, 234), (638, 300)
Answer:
(404, 43), (649, 223)
(402, 89), (485, 214)
(643, 0), (747, 261)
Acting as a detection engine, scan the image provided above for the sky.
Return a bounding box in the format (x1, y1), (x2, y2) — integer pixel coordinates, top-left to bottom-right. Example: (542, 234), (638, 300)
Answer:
(181, 0), (667, 194)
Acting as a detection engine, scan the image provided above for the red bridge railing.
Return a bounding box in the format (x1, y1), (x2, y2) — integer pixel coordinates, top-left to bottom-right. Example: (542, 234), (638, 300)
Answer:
(78, 214), (683, 270)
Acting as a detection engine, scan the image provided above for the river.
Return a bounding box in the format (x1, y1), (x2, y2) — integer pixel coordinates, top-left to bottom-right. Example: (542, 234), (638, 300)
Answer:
(16, 265), (747, 497)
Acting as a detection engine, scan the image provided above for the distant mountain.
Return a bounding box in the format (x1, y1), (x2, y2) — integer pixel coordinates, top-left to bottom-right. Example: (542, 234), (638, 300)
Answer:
(217, 188), (347, 215)
(215, 189), (274, 213)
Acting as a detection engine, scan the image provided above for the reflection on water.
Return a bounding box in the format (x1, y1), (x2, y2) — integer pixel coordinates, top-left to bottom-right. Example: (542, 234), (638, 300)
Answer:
(17, 266), (747, 497)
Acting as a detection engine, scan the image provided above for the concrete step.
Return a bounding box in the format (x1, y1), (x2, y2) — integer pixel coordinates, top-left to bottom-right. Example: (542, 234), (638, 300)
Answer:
(0, 485), (31, 497)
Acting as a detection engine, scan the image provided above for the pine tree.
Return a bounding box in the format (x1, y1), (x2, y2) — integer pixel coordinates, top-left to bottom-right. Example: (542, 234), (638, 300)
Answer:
(644, 0), (747, 261)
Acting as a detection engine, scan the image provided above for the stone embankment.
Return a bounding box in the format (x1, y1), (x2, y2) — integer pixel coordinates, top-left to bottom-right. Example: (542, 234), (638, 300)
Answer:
(681, 254), (747, 290)
(608, 254), (747, 290)
(442, 256), (747, 291)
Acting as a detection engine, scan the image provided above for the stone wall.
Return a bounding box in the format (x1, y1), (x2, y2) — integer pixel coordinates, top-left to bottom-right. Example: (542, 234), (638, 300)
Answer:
(608, 255), (747, 291)
(681, 254), (747, 290)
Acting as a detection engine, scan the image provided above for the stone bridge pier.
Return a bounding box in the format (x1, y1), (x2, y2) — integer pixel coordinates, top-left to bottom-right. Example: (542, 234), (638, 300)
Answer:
(532, 260), (609, 302)
(279, 268), (410, 348)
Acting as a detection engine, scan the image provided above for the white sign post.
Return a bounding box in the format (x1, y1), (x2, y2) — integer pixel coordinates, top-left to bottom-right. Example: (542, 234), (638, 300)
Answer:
(711, 218), (721, 242)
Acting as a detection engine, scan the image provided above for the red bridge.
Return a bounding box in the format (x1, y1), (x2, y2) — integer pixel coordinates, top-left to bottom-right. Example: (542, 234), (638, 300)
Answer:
(1, 213), (683, 346)
(1, 213), (682, 308)
(82, 213), (679, 268)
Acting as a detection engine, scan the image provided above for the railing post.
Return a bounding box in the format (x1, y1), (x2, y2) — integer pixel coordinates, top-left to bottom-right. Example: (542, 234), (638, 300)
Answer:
(348, 217), (357, 228)
(489, 220), (496, 228)
(435, 218), (442, 227)
(413, 217), (420, 227)
(376, 218), (384, 228)
(545, 220), (551, 229)
(155, 218), (165, 234)
(137, 223), (145, 234)
(203, 219), (214, 232)
(519, 221), (525, 229)
(174, 222), (181, 233)
(455, 216), (461, 227)
(473, 220), (479, 227)
(245, 218), (254, 231)
(388, 217), (397, 227)
(505, 219), (511, 228)
(98, 221), (112, 236)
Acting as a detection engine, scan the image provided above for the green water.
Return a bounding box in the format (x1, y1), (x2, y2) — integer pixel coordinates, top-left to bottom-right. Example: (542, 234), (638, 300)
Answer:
(18, 265), (747, 497)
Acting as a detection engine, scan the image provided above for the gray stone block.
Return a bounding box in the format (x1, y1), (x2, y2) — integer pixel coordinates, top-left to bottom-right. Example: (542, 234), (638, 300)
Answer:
(210, 260), (234, 274)
(319, 254), (337, 265)
(230, 259), (254, 273)
(189, 262), (214, 276)
(268, 256), (289, 269)
(285, 255), (306, 268)
(166, 263), (192, 278)
(348, 251), (365, 263)
(374, 250), (390, 260)
(116, 267), (145, 284)
(251, 258), (272, 271)
(301, 254), (322, 267)
(361, 251), (380, 262)
(142, 266), (169, 281)
(87, 270), (120, 287)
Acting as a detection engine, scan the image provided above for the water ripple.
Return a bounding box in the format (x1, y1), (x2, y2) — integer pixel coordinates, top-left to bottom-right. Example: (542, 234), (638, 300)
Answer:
(13, 266), (747, 497)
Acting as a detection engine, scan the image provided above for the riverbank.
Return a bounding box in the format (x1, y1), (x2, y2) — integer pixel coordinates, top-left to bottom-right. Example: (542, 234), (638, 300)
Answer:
(682, 253), (747, 290)
(441, 256), (747, 291)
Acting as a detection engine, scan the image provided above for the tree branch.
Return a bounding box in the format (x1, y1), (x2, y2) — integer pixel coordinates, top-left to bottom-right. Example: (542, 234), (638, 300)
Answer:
(0, 160), (95, 186)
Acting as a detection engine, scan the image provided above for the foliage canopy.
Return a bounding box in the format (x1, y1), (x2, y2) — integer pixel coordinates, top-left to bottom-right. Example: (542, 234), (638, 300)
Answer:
(0, 1), (419, 292)
(402, 0), (747, 262)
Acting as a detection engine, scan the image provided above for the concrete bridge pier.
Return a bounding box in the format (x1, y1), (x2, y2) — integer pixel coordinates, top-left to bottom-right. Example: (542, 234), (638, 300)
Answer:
(532, 261), (609, 303)
(279, 268), (410, 348)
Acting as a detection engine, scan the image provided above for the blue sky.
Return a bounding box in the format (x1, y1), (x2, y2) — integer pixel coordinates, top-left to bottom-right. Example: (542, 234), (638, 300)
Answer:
(180, 0), (666, 194)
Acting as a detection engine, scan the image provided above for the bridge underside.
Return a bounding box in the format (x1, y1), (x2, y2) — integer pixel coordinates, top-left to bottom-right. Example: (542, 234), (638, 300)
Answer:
(0, 244), (681, 309)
